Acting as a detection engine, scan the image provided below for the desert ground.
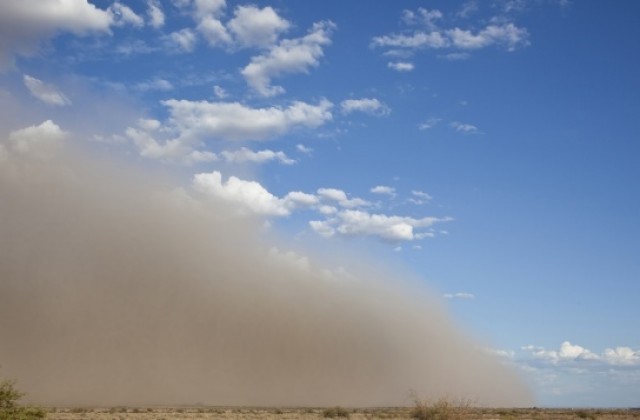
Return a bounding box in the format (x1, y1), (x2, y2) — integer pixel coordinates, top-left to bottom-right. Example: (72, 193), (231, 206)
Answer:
(42, 406), (640, 420)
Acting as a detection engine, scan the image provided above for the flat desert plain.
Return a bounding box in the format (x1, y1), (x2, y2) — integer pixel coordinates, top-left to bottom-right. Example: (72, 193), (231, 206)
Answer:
(43, 407), (640, 420)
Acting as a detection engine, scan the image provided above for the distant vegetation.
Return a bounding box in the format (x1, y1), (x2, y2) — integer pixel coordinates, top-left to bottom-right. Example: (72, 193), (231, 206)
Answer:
(322, 406), (351, 418)
(409, 395), (471, 420)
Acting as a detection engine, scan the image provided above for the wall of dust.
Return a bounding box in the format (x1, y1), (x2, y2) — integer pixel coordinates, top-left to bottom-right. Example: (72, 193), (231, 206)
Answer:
(0, 142), (533, 407)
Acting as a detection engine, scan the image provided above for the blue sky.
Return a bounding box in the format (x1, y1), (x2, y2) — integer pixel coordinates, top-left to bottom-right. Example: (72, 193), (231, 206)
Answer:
(1, 0), (639, 407)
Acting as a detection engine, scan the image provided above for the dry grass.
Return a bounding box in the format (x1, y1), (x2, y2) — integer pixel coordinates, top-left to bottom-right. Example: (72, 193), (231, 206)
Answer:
(41, 407), (640, 420)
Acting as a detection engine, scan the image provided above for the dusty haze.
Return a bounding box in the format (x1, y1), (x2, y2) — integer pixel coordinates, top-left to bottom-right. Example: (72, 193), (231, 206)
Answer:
(0, 140), (532, 407)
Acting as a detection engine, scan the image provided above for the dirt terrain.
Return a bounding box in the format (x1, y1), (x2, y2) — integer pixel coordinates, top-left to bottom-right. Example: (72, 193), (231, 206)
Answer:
(43, 407), (640, 420)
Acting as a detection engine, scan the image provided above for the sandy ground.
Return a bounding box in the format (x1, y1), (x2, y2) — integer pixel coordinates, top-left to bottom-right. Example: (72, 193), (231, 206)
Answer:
(43, 407), (640, 420)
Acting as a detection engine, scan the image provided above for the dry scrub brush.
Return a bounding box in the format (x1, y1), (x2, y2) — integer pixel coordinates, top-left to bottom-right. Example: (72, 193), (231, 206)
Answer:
(409, 394), (472, 420)
(0, 376), (46, 420)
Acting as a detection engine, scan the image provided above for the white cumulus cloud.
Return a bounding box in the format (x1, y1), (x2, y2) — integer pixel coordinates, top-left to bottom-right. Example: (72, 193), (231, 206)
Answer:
(0, 0), (113, 66)
(409, 190), (433, 205)
(227, 5), (290, 48)
(401, 8), (443, 29)
(109, 2), (144, 28)
(197, 14), (232, 46)
(134, 78), (174, 92)
(126, 99), (332, 163)
(451, 121), (480, 134)
(370, 185), (396, 196)
(193, 170), (290, 216)
(23, 75), (71, 106)
(444, 292), (475, 299)
(241, 20), (335, 96)
(221, 147), (295, 165)
(7, 120), (68, 160)
(419, 117), (441, 130)
(341, 98), (390, 116)
(213, 85), (227, 99)
(296, 144), (313, 155)
(388, 61), (415, 72)
(166, 29), (198, 52)
(162, 98), (333, 142)
(372, 31), (449, 49)
(447, 23), (529, 51)
(317, 188), (370, 209)
(311, 210), (450, 243)
(371, 8), (529, 61)
(526, 342), (607, 364)
(147, 0), (165, 29)
(603, 347), (640, 366)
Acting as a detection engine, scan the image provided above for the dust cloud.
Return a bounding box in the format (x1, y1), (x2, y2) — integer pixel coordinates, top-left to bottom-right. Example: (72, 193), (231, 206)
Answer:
(0, 141), (532, 407)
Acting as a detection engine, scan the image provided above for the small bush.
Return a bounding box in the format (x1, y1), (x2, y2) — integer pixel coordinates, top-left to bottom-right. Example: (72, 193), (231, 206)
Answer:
(575, 410), (597, 420)
(410, 395), (471, 420)
(0, 378), (46, 420)
(322, 406), (351, 418)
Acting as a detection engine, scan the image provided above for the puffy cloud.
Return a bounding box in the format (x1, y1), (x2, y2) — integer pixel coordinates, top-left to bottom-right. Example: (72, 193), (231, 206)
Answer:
(213, 85), (227, 99)
(268, 247), (310, 272)
(125, 118), (217, 164)
(197, 14), (232, 46)
(485, 347), (514, 359)
(134, 78), (174, 92)
(401, 8), (443, 29)
(311, 209), (450, 243)
(603, 347), (640, 366)
(451, 121), (480, 134)
(241, 21), (335, 96)
(114, 39), (157, 56)
(447, 24), (529, 51)
(7, 120), (67, 160)
(440, 52), (471, 61)
(126, 99), (332, 163)
(0, 0), (112, 66)
(187, 169), (449, 245)
(126, 126), (217, 164)
(419, 117), (441, 130)
(109, 2), (144, 28)
(370, 185), (396, 196)
(444, 292), (475, 299)
(283, 191), (319, 208)
(409, 190), (433, 205)
(371, 12), (529, 57)
(184, 2), (290, 50)
(162, 98), (333, 142)
(296, 144), (313, 154)
(137, 118), (162, 132)
(193, 0), (226, 20)
(457, 1), (479, 19)
(193, 171), (325, 217)
(317, 188), (350, 202)
(341, 98), (390, 116)
(227, 5), (290, 48)
(147, 0), (165, 29)
(309, 220), (335, 238)
(318, 205), (337, 215)
(166, 29), (198, 52)
(183, 0), (229, 47)
(372, 31), (448, 49)
(317, 188), (370, 209)
(221, 147), (295, 165)
(525, 342), (606, 364)
(388, 61), (415, 72)
(23, 75), (71, 106)
(193, 170), (290, 216)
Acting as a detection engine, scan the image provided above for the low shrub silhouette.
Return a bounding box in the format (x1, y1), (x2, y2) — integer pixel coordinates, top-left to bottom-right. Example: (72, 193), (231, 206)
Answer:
(0, 375), (46, 420)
